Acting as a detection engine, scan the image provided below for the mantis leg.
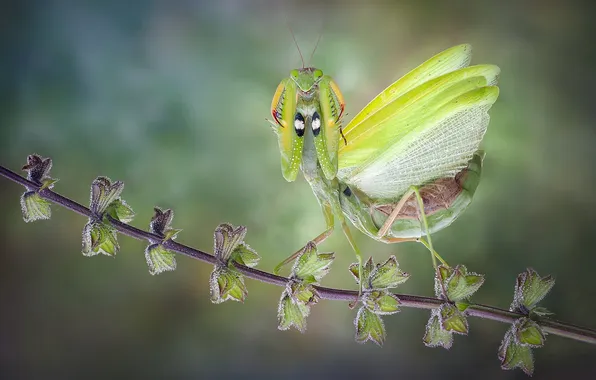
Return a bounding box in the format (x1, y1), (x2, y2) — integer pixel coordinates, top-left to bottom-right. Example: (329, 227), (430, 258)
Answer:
(377, 186), (448, 268)
(411, 186), (448, 269)
(377, 188), (416, 238)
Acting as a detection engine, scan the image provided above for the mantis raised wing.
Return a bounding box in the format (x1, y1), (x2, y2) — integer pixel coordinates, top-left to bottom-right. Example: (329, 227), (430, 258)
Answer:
(268, 44), (499, 288)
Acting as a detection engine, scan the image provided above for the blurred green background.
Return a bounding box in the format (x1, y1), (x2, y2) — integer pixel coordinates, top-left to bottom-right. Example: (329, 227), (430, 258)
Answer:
(1, 0), (595, 378)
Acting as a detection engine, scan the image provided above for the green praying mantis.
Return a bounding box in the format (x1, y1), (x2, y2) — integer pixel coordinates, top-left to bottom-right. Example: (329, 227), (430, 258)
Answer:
(268, 43), (500, 289)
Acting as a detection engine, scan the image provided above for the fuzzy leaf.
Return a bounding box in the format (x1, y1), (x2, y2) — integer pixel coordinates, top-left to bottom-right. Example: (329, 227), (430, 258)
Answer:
(291, 242), (334, 284)
(213, 223), (247, 262)
(362, 290), (401, 315)
(511, 268), (555, 312)
(499, 328), (535, 376)
(530, 306), (554, 318)
(423, 310), (453, 349)
(437, 265), (451, 283)
(106, 199), (135, 223)
(22, 154), (53, 184)
(434, 265), (453, 298)
(514, 318), (546, 348)
(231, 242), (261, 268)
(455, 301), (470, 312)
(20, 191), (51, 222)
(209, 267), (247, 304)
(368, 256), (409, 289)
(288, 281), (320, 306)
(82, 221), (119, 257)
(439, 303), (469, 335)
(90, 177), (125, 215)
(163, 228), (183, 241)
(355, 307), (386, 346)
(149, 208), (181, 241)
(349, 257), (374, 288)
(40, 178), (59, 190)
(278, 291), (309, 332)
(445, 265), (484, 301)
(145, 243), (176, 275)
(149, 207), (174, 236)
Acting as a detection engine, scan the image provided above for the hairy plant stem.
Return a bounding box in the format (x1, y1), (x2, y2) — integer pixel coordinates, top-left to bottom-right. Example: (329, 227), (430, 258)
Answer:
(1, 164), (595, 345)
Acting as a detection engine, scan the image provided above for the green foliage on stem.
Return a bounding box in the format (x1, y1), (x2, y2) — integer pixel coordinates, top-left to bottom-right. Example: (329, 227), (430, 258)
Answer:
(278, 242), (334, 332)
(209, 223), (260, 304)
(350, 256), (410, 346)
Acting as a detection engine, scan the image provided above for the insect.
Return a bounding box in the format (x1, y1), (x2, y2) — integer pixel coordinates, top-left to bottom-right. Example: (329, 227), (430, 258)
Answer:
(268, 43), (499, 287)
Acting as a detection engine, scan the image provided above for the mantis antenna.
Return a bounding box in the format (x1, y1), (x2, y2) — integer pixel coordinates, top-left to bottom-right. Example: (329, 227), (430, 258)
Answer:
(287, 23), (305, 68)
(308, 33), (323, 67)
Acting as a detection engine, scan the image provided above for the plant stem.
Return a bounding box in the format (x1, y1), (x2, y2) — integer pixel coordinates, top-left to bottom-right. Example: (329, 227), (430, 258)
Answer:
(1, 164), (595, 345)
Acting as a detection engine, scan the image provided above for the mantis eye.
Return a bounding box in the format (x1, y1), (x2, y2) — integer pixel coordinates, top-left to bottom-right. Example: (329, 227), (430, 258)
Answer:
(313, 69), (323, 79)
(290, 69), (299, 78)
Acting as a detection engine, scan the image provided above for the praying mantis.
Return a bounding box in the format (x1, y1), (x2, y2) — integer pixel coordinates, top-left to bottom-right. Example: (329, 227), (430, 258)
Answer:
(268, 43), (500, 287)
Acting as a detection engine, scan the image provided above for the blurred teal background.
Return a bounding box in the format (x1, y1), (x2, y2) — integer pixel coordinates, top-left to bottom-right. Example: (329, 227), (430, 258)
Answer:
(1, 0), (595, 378)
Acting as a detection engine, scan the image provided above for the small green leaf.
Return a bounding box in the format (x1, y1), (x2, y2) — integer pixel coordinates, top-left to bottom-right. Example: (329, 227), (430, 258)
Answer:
(530, 306), (554, 318)
(514, 318), (546, 348)
(376, 292), (400, 314)
(499, 328), (535, 376)
(163, 228), (183, 241)
(512, 268), (555, 312)
(213, 223), (247, 262)
(455, 301), (470, 312)
(106, 199), (135, 223)
(349, 257), (374, 288)
(278, 291), (309, 332)
(354, 307), (386, 346)
(22, 154), (53, 184)
(438, 265), (451, 283)
(145, 244), (176, 275)
(292, 242), (334, 284)
(20, 191), (51, 222)
(94, 225), (118, 256)
(40, 178), (59, 190)
(423, 310), (453, 349)
(209, 267), (247, 304)
(90, 177), (125, 215)
(231, 242), (261, 268)
(434, 265), (454, 298)
(444, 265), (484, 301)
(362, 290), (401, 315)
(368, 256), (409, 289)
(82, 221), (119, 257)
(287, 281), (320, 306)
(439, 303), (469, 335)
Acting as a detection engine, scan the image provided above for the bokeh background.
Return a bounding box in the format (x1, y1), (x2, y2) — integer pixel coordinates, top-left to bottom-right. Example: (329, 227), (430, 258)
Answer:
(1, 0), (595, 378)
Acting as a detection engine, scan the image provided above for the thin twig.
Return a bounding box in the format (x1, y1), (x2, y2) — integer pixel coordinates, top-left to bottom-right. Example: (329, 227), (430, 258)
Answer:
(1, 164), (595, 345)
